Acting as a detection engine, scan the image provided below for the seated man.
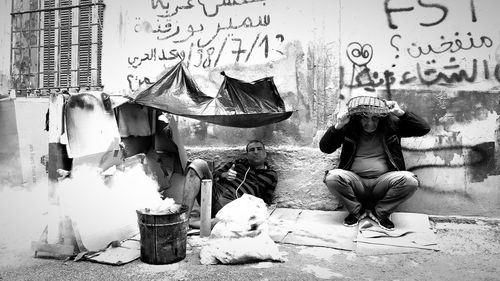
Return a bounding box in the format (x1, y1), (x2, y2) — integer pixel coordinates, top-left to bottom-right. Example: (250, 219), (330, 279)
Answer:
(320, 96), (430, 230)
(182, 140), (278, 225)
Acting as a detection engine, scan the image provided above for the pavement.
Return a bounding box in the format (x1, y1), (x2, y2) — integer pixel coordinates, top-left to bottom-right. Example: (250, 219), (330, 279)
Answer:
(1, 213), (499, 281)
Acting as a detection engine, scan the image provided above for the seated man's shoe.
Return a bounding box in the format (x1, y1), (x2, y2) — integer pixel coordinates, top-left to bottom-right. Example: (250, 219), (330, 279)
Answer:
(343, 210), (366, 227)
(368, 211), (395, 231)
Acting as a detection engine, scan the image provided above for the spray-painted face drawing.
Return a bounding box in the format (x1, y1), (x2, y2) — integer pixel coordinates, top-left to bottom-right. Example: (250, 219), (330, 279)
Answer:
(360, 114), (379, 133)
(346, 42), (373, 67)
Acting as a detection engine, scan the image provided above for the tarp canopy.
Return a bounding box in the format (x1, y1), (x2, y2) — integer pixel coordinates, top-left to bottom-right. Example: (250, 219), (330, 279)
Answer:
(129, 61), (293, 128)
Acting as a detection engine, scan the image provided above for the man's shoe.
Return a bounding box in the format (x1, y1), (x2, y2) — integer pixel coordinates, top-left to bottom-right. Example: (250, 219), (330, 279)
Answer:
(368, 211), (395, 231)
(343, 211), (366, 227)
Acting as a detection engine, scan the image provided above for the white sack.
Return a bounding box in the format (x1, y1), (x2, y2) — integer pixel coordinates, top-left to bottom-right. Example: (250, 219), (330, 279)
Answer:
(199, 194), (284, 265)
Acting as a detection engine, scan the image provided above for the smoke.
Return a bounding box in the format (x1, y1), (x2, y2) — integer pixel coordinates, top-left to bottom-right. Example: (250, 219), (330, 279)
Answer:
(0, 182), (49, 259)
(58, 163), (164, 219)
(0, 160), (180, 256)
(57, 163), (176, 251)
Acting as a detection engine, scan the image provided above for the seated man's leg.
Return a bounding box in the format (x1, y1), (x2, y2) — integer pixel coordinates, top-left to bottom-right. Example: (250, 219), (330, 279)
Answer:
(182, 159), (212, 219)
(182, 168), (202, 220)
(370, 171), (419, 228)
(324, 169), (368, 225)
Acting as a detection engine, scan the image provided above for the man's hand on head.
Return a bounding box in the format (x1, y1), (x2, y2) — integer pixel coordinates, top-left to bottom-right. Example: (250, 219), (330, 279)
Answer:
(334, 107), (350, 129)
(385, 100), (405, 117)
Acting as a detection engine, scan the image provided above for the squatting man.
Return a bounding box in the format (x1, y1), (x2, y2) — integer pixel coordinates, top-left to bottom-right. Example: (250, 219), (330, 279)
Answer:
(182, 140), (278, 226)
(320, 96), (430, 230)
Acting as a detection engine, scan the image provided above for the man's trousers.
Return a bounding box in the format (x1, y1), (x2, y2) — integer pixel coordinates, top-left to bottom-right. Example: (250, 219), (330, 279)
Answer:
(324, 169), (419, 218)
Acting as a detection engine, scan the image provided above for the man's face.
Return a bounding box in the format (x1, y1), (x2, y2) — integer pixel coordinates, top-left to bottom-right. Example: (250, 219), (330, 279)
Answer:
(246, 142), (266, 167)
(360, 114), (379, 133)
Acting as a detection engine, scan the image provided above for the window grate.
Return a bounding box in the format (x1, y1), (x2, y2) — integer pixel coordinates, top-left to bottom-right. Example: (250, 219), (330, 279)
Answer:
(10, 0), (105, 97)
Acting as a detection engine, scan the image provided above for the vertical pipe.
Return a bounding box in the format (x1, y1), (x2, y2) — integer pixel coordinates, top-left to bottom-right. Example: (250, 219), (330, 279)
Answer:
(200, 179), (213, 237)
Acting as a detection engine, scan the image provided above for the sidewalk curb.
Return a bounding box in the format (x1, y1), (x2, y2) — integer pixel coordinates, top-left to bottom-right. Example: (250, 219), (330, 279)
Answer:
(429, 214), (500, 225)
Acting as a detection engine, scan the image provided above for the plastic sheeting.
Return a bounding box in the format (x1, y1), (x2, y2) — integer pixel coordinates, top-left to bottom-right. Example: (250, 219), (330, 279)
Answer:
(131, 62), (293, 128)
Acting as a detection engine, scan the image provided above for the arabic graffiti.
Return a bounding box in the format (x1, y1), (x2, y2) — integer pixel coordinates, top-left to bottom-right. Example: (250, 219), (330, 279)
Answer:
(197, 0), (267, 18)
(127, 74), (154, 92)
(407, 32), (493, 58)
(140, 14), (271, 44)
(151, 0), (195, 18)
(126, 0), (284, 88)
(389, 34), (401, 67)
(340, 56), (500, 90)
(150, 0), (267, 18)
(348, 0), (498, 90)
(127, 32), (272, 69)
(382, 0), (489, 74)
(126, 32), (275, 91)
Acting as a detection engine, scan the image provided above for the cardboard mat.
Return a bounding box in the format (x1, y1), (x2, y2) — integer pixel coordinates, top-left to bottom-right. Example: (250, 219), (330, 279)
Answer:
(268, 208), (439, 255)
(355, 212), (439, 255)
(83, 234), (140, 265)
(269, 209), (358, 251)
(82, 209), (439, 263)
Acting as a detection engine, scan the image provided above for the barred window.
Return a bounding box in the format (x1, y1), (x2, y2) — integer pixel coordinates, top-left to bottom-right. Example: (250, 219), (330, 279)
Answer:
(10, 0), (104, 97)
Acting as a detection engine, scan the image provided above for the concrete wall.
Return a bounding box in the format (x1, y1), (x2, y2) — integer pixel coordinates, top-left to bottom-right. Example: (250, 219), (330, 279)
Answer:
(97, 0), (500, 217)
(101, 0), (340, 146)
(3, 0), (500, 216)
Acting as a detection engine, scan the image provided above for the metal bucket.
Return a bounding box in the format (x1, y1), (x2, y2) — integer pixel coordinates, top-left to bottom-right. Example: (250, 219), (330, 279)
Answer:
(136, 205), (188, 265)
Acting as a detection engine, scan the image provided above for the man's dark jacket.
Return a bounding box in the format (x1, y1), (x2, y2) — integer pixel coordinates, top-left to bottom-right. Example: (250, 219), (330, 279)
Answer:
(319, 112), (430, 171)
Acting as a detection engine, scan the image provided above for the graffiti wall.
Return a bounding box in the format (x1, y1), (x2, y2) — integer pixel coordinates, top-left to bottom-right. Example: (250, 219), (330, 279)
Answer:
(99, 0), (500, 216)
(337, 0), (500, 216)
(102, 0), (340, 146)
(340, 0), (500, 94)
(102, 0), (337, 92)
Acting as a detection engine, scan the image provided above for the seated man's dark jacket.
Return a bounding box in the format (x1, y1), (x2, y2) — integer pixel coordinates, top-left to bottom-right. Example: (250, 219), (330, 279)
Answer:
(319, 112), (430, 171)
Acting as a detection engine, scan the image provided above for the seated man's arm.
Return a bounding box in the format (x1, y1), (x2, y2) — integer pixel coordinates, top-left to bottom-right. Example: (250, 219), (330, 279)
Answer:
(259, 169), (278, 205)
(319, 126), (345, 154)
(396, 111), (431, 137)
(213, 161), (234, 181)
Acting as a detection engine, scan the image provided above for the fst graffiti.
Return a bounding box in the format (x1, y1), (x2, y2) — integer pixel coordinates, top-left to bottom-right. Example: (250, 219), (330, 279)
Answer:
(352, 0), (499, 90)
(384, 0), (478, 30)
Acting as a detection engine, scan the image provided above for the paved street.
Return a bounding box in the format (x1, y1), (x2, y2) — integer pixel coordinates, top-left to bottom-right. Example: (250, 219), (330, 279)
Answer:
(1, 215), (499, 281)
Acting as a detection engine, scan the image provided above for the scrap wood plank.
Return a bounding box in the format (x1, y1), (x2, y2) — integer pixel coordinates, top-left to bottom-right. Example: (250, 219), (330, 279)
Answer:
(32, 241), (76, 257)
(32, 225), (76, 257)
(32, 215), (83, 257)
